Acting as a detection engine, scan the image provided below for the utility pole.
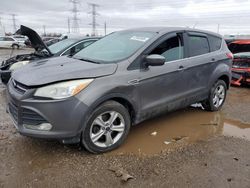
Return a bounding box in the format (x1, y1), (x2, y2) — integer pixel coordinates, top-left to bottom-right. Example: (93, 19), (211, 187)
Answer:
(217, 24), (220, 34)
(67, 17), (71, 33)
(11, 14), (17, 34)
(104, 21), (106, 36)
(43, 25), (46, 36)
(88, 3), (99, 36)
(70, 0), (80, 33)
(193, 22), (198, 29)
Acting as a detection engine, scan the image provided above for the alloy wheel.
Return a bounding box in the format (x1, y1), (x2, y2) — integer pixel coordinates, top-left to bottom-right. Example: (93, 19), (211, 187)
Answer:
(90, 111), (125, 148)
(213, 84), (225, 108)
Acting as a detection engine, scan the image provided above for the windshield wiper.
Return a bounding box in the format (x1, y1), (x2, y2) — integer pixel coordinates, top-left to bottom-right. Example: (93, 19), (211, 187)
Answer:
(76, 57), (100, 64)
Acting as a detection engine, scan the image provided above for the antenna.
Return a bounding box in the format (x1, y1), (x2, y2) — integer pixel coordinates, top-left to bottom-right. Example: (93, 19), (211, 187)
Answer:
(70, 0), (80, 33)
(88, 3), (99, 36)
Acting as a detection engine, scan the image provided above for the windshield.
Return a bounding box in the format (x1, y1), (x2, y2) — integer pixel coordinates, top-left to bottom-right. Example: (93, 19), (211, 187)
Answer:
(48, 38), (79, 54)
(14, 37), (26, 41)
(73, 31), (156, 63)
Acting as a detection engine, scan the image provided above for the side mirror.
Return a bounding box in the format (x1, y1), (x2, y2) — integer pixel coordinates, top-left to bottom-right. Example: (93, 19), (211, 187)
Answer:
(145, 54), (165, 67)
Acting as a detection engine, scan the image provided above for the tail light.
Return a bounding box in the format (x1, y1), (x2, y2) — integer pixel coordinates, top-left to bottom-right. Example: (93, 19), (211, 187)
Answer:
(226, 52), (234, 60)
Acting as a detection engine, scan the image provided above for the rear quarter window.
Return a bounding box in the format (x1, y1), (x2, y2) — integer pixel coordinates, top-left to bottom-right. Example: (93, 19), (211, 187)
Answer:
(188, 35), (209, 57)
(208, 35), (222, 52)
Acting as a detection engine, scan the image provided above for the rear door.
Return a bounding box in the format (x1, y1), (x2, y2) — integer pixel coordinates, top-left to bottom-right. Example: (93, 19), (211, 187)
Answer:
(180, 32), (218, 104)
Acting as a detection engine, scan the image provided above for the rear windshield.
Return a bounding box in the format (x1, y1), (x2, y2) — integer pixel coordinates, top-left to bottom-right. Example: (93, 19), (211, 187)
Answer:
(48, 38), (79, 54)
(73, 31), (156, 63)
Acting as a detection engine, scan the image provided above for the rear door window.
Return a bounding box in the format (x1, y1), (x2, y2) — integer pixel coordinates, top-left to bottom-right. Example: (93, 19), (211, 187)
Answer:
(208, 35), (222, 52)
(188, 35), (209, 57)
(4, 37), (14, 41)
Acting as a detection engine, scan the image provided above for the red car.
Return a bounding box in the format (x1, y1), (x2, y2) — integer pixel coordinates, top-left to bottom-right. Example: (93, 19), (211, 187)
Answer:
(228, 40), (250, 86)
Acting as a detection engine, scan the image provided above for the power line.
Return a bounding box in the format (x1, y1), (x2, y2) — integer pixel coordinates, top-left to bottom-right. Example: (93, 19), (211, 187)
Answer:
(88, 3), (99, 36)
(70, 0), (80, 33)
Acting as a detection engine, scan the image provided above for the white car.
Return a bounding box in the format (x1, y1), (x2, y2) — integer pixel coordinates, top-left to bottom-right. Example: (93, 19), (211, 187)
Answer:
(0, 36), (26, 49)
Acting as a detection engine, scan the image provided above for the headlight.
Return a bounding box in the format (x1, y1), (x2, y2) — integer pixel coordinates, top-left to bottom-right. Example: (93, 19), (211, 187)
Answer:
(34, 79), (94, 99)
(9, 61), (30, 71)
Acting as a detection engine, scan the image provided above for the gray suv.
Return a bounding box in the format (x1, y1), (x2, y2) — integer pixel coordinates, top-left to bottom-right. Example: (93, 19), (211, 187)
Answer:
(6, 27), (232, 153)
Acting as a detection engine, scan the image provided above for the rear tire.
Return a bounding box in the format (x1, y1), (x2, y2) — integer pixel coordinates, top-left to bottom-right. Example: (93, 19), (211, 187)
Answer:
(202, 80), (227, 111)
(81, 101), (131, 153)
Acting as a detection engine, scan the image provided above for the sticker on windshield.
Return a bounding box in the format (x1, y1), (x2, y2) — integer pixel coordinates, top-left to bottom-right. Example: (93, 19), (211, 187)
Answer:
(130, 36), (149, 42)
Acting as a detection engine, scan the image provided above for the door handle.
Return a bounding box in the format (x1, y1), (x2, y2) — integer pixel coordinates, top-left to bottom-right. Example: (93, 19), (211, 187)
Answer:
(177, 65), (185, 71)
(128, 79), (140, 85)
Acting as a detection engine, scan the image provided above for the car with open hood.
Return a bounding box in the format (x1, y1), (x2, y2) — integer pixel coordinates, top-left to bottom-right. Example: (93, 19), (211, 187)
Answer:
(6, 27), (232, 153)
(228, 40), (250, 86)
(0, 25), (99, 84)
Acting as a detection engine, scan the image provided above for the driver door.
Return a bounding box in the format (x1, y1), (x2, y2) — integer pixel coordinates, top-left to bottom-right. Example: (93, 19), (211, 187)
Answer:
(136, 32), (188, 119)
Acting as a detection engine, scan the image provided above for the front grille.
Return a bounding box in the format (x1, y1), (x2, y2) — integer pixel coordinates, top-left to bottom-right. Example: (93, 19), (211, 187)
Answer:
(9, 100), (48, 126)
(233, 59), (250, 68)
(22, 108), (47, 125)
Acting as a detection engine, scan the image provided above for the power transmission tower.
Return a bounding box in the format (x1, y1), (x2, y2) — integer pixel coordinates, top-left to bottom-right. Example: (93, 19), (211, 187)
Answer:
(88, 3), (99, 36)
(70, 0), (80, 33)
(11, 14), (17, 33)
(104, 21), (106, 36)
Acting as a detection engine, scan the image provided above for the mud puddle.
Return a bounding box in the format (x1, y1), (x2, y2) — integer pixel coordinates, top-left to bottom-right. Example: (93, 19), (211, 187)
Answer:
(112, 106), (250, 155)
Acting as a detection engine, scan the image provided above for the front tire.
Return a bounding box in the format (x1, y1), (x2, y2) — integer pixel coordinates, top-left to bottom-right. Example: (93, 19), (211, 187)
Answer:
(202, 80), (227, 111)
(81, 101), (131, 153)
(12, 44), (19, 49)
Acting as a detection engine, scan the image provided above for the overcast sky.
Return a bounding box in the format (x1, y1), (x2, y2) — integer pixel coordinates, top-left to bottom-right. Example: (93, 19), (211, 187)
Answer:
(1, 0), (250, 35)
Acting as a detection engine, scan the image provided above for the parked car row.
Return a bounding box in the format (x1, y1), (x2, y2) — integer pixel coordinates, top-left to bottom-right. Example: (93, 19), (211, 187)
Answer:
(0, 36), (26, 49)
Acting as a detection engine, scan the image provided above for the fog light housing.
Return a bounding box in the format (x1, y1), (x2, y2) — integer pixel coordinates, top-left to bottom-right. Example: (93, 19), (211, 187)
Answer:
(24, 123), (52, 131)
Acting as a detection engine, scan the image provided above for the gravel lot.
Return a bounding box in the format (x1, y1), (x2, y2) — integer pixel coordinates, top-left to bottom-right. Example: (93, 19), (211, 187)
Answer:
(0, 49), (250, 188)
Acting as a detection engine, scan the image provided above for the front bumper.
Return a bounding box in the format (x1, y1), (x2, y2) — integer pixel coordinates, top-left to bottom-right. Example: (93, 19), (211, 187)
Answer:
(6, 80), (89, 142)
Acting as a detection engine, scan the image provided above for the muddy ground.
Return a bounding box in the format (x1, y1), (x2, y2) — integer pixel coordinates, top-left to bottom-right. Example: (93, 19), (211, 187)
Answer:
(0, 49), (250, 188)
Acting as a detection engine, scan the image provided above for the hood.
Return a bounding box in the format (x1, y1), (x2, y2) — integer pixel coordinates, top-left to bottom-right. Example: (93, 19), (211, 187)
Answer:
(12, 56), (117, 87)
(15, 25), (53, 56)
